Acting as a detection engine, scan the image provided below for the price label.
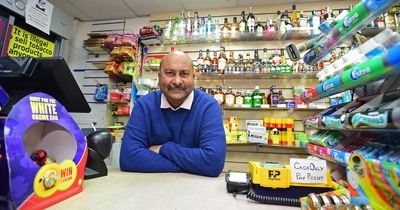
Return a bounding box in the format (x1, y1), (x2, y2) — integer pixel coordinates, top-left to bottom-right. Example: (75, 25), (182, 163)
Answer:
(290, 158), (327, 184)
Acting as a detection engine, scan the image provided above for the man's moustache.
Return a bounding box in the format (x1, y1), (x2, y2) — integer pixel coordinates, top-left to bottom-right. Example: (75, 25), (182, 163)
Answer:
(168, 86), (186, 90)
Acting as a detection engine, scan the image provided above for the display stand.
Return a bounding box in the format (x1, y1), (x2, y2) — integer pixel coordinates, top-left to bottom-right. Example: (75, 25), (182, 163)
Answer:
(0, 57), (91, 210)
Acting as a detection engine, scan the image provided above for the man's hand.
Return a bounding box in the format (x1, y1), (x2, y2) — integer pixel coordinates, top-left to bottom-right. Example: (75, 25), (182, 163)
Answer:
(149, 145), (162, 153)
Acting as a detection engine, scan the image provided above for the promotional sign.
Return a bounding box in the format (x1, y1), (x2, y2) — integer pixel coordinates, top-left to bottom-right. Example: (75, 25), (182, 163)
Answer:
(290, 158), (327, 184)
(7, 25), (54, 57)
(25, 0), (54, 34)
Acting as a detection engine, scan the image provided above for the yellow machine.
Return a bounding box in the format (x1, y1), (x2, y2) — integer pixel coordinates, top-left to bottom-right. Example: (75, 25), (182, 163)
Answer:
(249, 161), (338, 189)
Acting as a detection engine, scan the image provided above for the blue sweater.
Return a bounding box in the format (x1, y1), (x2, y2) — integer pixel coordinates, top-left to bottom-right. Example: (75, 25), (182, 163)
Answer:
(120, 88), (226, 177)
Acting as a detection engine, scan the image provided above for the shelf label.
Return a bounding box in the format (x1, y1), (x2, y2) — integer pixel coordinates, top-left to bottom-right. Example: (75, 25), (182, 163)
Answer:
(290, 158), (327, 184)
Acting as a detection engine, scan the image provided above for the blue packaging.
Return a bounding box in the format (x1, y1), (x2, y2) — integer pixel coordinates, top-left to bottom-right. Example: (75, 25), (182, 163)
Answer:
(316, 74), (342, 98)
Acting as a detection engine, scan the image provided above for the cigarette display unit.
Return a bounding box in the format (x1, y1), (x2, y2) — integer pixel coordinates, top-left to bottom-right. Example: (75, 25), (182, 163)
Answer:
(0, 57), (91, 210)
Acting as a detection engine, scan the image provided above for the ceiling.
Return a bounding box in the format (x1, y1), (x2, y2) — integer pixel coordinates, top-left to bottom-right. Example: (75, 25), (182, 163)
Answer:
(48, 0), (330, 21)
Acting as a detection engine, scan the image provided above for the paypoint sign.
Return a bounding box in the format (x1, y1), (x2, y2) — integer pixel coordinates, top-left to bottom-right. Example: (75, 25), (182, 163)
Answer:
(7, 25), (54, 57)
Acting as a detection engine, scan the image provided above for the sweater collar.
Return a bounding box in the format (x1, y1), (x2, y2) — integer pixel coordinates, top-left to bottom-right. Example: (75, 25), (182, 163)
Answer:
(160, 90), (194, 111)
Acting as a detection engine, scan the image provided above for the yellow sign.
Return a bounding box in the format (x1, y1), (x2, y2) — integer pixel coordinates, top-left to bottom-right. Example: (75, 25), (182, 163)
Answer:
(7, 25), (54, 57)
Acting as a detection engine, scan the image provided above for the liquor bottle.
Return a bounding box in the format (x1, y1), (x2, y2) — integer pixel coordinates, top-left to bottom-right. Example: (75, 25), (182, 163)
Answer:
(214, 85), (225, 105)
(243, 90), (252, 107)
(309, 11), (321, 35)
(239, 11), (247, 33)
(196, 50), (205, 74)
(279, 11), (288, 33)
(247, 7), (256, 33)
(290, 4), (298, 26)
(275, 10), (282, 29)
(172, 17), (179, 43)
(272, 48), (281, 65)
(253, 49), (261, 73)
(236, 54), (244, 73)
(298, 11), (308, 28)
(235, 90), (244, 107)
(244, 53), (253, 73)
(266, 19), (276, 33)
(178, 10), (186, 43)
(192, 11), (200, 36)
(261, 48), (269, 73)
(206, 14), (214, 34)
(278, 90), (285, 104)
(226, 50), (235, 73)
(320, 8), (327, 23)
(251, 85), (262, 108)
(255, 17), (264, 34)
(280, 49), (287, 65)
(214, 18), (221, 42)
(200, 17), (207, 38)
(231, 17), (239, 32)
(222, 17), (231, 34)
(225, 86), (235, 107)
(211, 51), (218, 73)
(218, 46), (227, 74)
(204, 49), (212, 73)
(164, 14), (173, 42)
(325, 7), (335, 24)
(267, 85), (278, 106)
(186, 11), (192, 37)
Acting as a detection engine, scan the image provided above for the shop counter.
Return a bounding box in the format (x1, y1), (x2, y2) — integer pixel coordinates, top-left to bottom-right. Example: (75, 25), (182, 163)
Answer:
(49, 167), (298, 210)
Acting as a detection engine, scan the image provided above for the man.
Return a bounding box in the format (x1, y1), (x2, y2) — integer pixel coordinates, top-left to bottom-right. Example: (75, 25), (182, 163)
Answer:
(120, 51), (226, 177)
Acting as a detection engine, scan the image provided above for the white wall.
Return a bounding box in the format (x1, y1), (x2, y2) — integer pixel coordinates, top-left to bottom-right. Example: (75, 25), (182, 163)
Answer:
(61, 17), (150, 129)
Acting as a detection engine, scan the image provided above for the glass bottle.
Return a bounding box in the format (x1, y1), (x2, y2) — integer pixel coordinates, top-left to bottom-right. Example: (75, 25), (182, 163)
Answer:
(172, 16), (179, 43)
(272, 48), (281, 65)
(196, 50), (205, 74)
(214, 18), (221, 43)
(235, 90), (244, 107)
(239, 11), (247, 33)
(204, 49), (212, 73)
(192, 11), (200, 36)
(227, 50), (236, 73)
(244, 53), (253, 73)
(222, 17), (231, 34)
(225, 86), (235, 107)
(200, 17), (207, 37)
(206, 14), (214, 34)
(290, 4), (298, 26)
(236, 54), (244, 73)
(178, 10), (186, 43)
(252, 85), (262, 108)
(261, 48), (269, 73)
(280, 49), (287, 65)
(243, 90), (252, 107)
(214, 85), (225, 105)
(309, 11), (321, 30)
(231, 17), (239, 32)
(256, 17), (264, 34)
(218, 46), (227, 74)
(247, 7), (256, 33)
(298, 11), (308, 28)
(186, 11), (192, 37)
(278, 90), (285, 104)
(267, 85), (276, 105)
(164, 14), (173, 42)
(253, 49), (261, 73)
(211, 51), (219, 73)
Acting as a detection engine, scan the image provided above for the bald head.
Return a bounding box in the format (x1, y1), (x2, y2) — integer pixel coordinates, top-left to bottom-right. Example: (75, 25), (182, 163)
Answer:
(160, 51), (193, 71)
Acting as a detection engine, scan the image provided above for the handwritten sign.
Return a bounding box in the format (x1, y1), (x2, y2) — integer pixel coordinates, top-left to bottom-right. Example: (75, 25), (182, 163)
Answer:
(290, 158), (327, 184)
(7, 25), (55, 57)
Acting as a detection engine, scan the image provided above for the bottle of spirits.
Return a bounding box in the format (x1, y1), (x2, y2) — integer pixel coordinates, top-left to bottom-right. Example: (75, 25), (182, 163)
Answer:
(278, 90), (285, 104)
(271, 87), (279, 107)
(236, 54), (244, 73)
(172, 17), (179, 43)
(243, 90), (252, 107)
(256, 17), (264, 34)
(196, 50), (205, 74)
(222, 17), (231, 34)
(214, 18), (221, 42)
(261, 48), (270, 73)
(267, 85), (277, 105)
(235, 90), (244, 107)
(211, 51), (219, 73)
(247, 7), (256, 33)
(192, 11), (200, 36)
(204, 49), (212, 73)
(227, 50), (236, 73)
(186, 11), (192, 37)
(309, 11), (321, 35)
(253, 49), (261, 73)
(164, 14), (173, 42)
(239, 11), (247, 33)
(206, 14), (214, 42)
(231, 17), (239, 32)
(272, 48), (281, 65)
(280, 49), (287, 65)
(225, 86), (235, 107)
(178, 10), (186, 43)
(200, 17), (207, 39)
(244, 53), (253, 73)
(298, 11), (308, 28)
(218, 46), (227, 74)
(290, 4), (298, 26)
(251, 85), (262, 108)
(214, 85), (225, 105)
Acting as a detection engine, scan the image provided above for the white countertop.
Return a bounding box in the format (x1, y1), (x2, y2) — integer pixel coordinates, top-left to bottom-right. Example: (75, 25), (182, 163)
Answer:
(48, 167), (299, 210)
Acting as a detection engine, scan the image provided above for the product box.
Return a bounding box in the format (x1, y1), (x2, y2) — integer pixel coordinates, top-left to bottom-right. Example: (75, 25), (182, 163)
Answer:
(0, 93), (87, 210)
(245, 120), (263, 130)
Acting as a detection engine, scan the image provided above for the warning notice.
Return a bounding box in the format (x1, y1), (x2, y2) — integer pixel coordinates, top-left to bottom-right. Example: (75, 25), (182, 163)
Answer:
(7, 25), (54, 57)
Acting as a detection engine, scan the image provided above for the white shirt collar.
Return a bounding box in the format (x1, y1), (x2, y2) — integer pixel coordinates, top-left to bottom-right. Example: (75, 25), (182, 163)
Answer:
(160, 91), (194, 111)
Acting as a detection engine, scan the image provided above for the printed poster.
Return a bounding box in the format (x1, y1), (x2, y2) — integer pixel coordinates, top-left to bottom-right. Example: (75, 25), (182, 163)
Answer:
(25, 0), (54, 34)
